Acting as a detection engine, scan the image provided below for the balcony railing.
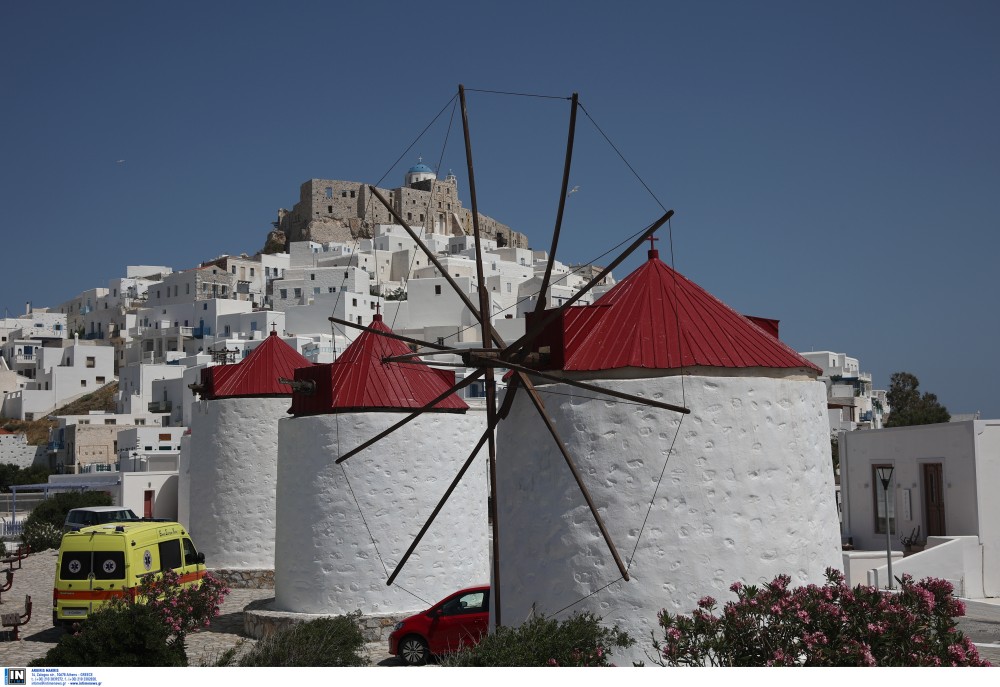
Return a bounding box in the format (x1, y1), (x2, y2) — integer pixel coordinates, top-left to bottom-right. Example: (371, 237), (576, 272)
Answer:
(148, 400), (172, 413)
(47, 441), (64, 452)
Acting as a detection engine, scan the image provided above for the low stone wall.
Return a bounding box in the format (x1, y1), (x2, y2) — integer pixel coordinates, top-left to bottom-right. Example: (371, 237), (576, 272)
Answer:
(243, 597), (405, 643)
(211, 568), (275, 589)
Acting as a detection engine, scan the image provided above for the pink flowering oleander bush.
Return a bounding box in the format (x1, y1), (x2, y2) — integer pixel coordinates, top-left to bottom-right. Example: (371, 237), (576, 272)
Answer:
(31, 569), (230, 667)
(654, 568), (990, 667)
(136, 569), (230, 639)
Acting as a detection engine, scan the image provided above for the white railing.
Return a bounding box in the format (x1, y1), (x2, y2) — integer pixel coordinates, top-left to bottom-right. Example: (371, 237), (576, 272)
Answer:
(1, 519), (25, 538)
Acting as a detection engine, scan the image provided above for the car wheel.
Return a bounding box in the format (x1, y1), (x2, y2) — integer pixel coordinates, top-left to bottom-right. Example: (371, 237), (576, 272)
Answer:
(399, 635), (429, 665)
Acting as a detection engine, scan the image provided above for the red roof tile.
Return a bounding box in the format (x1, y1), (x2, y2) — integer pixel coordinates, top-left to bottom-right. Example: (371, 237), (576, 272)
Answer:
(289, 314), (468, 415)
(202, 331), (313, 400)
(526, 248), (821, 374)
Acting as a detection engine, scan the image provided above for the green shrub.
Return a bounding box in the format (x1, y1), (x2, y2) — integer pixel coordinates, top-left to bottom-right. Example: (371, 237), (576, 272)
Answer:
(445, 612), (634, 667)
(20, 491), (113, 551)
(21, 519), (62, 552)
(222, 613), (369, 667)
(26, 490), (113, 529)
(30, 602), (186, 667)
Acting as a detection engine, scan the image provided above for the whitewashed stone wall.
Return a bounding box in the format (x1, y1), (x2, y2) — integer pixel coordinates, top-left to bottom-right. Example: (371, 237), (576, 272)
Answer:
(274, 409), (488, 616)
(186, 397), (287, 570)
(0, 433), (45, 468)
(495, 374), (842, 666)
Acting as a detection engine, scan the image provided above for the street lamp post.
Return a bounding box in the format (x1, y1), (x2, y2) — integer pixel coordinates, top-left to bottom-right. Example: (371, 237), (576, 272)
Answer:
(876, 465), (894, 590)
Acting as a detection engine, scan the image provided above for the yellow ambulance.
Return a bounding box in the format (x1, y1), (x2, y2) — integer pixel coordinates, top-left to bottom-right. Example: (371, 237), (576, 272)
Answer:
(53, 521), (207, 624)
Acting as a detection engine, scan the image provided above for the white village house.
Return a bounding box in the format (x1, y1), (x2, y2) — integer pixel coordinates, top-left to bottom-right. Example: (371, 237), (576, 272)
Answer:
(839, 419), (1000, 598)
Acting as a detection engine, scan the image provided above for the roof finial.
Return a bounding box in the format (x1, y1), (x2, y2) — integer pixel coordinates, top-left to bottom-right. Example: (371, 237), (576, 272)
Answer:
(648, 233), (660, 260)
(373, 302), (382, 323)
(270, 320), (278, 336)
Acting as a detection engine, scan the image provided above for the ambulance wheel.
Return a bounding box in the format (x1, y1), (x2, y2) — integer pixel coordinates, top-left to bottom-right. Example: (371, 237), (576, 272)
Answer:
(399, 635), (429, 665)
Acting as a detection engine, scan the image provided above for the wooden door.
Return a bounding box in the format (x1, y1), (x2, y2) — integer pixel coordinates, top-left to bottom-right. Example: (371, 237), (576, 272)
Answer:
(922, 463), (945, 536)
(143, 490), (155, 518)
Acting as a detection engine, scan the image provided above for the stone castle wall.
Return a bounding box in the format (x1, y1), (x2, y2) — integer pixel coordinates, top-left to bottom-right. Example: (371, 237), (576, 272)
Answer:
(280, 177), (528, 249)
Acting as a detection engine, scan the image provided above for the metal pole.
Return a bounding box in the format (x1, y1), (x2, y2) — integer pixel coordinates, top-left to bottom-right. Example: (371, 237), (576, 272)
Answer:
(877, 465), (894, 590)
(884, 485), (893, 589)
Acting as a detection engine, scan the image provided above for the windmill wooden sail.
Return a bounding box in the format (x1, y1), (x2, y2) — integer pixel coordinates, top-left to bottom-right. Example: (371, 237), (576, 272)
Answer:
(332, 85), (690, 626)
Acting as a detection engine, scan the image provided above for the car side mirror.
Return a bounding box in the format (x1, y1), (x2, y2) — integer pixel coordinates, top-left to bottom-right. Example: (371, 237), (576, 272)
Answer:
(196, 552), (205, 564)
(428, 608), (441, 618)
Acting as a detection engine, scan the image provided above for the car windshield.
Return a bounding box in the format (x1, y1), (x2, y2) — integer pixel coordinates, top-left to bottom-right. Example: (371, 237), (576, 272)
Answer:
(102, 509), (139, 522)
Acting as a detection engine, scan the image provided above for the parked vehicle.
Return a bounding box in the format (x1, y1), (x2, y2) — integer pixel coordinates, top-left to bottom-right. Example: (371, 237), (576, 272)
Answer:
(388, 585), (490, 665)
(52, 520), (205, 625)
(62, 506), (141, 533)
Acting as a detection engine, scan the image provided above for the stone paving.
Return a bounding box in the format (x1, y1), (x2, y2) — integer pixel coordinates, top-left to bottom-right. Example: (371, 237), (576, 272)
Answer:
(0, 549), (400, 667)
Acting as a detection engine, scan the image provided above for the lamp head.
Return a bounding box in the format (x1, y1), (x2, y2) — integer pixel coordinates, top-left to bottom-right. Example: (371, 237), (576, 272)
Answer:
(876, 465), (894, 489)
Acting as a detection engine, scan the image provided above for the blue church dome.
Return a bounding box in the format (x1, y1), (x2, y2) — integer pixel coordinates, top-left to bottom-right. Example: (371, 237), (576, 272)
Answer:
(408, 163), (434, 174)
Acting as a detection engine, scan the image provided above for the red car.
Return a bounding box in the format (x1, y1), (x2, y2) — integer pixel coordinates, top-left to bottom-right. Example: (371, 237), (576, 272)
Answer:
(389, 585), (491, 664)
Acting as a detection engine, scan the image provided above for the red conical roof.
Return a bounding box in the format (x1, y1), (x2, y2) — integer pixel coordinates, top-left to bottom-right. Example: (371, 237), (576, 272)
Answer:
(526, 248), (821, 374)
(289, 314), (468, 415)
(202, 331), (314, 400)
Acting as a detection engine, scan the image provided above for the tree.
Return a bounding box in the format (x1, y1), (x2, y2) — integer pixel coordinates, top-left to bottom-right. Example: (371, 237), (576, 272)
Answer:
(885, 372), (950, 427)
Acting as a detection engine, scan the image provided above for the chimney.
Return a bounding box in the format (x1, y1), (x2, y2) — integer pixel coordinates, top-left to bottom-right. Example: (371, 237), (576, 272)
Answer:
(25, 301), (31, 316)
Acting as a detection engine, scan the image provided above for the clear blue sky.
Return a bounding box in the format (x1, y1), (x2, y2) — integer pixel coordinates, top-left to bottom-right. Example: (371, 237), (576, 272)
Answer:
(2, 1), (997, 417)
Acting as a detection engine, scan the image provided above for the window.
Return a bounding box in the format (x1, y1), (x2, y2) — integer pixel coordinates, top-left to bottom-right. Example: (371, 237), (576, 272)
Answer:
(81, 380), (87, 387)
(310, 274), (315, 280)
(313, 287), (320, 295)
(280, 289), (287, 299)
(294, 288), (302, 298)
(342, 191), (347, 198)
(104, 419), (116, 425)
(328, 287), (335, 293)
(182, 538), (200, 566)
(232, 266), (236, 274)
(441, 590), (488, 616)
(250, 268), (255, 277)
(96, 376), (105, 384)
(435, 285), (442, 295)
(158, 540), (182, 571)
(328, 205), (333, 213)
(86, 356), (95, 368)
(350, 190), (356, 198)
(872, 464), (895, 535)
(136, 419), (145, 426)
(325, 187), (333, 198)
(352, 298), (357, 306)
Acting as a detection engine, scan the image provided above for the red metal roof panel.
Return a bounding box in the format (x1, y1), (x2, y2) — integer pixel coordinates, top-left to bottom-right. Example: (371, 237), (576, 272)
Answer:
(203, 331), (314, 400)
(289, 314), (468, 415)
(528, 249), (820, 374)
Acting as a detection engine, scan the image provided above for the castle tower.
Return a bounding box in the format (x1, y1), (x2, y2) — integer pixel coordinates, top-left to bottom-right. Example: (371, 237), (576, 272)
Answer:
(494, 243), (842, 665)
(183, 330), (313, 583)
(273, 313), (488, 615)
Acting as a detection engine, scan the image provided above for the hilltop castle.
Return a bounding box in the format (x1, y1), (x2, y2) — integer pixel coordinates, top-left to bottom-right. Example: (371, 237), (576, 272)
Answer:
(275, 162), (529, 250)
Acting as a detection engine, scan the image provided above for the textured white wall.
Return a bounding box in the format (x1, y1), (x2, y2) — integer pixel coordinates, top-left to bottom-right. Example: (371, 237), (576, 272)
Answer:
(495, 375), (842, 666)
(187, 397), (287, 569)
(274, 410), (489, 616)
